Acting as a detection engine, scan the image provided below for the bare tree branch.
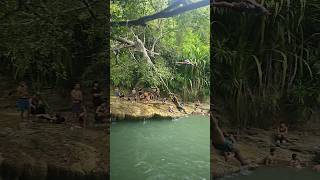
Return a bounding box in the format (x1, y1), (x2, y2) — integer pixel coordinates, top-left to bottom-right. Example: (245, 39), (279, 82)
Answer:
(111, 0), (270, 27)
(111, 0), (209, 26)
(111, 36), (160, 56)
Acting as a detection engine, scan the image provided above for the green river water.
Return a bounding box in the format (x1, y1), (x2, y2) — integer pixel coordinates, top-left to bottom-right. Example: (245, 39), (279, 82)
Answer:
(220, 166), (320, 180)
(110, 115), (210, 180)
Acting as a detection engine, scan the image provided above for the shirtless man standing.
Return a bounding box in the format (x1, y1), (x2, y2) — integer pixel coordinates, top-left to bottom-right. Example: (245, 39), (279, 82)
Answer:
(71, 83), (83, 119)
(16, 81), (30, 121)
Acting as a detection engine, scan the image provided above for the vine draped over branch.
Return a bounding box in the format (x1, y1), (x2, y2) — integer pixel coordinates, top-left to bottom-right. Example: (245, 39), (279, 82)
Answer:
(111, 0), (270, 27)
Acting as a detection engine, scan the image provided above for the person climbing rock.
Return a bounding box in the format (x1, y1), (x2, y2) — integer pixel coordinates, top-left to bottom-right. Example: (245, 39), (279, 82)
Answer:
(16, 81), (30, 121)
(170, 93), (187, 114)
(211, 113), (248, 166)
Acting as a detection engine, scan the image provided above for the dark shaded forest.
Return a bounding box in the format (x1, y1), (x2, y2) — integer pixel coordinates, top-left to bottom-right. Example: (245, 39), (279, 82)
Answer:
(212, 0), (320, 128)
(0, 0), (108, 92)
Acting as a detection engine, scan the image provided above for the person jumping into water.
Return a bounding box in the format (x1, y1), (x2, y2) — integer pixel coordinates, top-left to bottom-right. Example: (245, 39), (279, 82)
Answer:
(211, 113), (248, 165)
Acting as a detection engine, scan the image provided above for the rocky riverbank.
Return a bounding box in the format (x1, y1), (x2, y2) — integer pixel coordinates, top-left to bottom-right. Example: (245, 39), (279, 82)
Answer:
(212, 127), (320, 178)
(0, 110), (109, 180)
(110, 96), (210, 120)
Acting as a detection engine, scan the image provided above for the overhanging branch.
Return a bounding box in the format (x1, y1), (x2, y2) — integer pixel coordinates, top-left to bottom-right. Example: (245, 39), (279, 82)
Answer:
(111, 0), (270, 27)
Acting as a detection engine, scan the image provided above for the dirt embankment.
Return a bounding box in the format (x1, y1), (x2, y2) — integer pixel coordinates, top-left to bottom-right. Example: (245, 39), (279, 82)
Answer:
(0, 79), (109, 180)
(212, 127), (320, 178)
(110, 96), (210, 120)
(0, 109), (109, 180)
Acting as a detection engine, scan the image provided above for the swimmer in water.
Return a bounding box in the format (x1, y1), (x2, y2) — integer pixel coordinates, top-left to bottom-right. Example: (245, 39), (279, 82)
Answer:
(289, 153), (302, 168)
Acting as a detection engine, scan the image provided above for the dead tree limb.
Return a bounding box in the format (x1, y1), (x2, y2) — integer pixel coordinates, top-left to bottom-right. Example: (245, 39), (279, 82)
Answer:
(111, 36), (160, 56)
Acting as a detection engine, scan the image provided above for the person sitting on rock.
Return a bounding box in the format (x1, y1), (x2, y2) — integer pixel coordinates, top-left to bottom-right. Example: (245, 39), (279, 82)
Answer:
(289, 153), (302, 168)
(313, 164), (320, 172)
(195, 100), (201, 110)
(155, 88), (160, 100)
(143, 91), (150, 103)
(115, 87), (120, 97)
(168, 105), (174, 113)
(276, 122), (288, 145)
(78, 105), (87, 128)
(138, 88), (144, 101)
(131, 88), (137, 101)
(264, 147), (277, 166)
(118, 91), (125, 99)
(162, 97), (167, 104)
(29, 93), (46, 116)
(211, 113), (248, 166)
(150, 92), (155, 101)
(95, 102), (108, 123)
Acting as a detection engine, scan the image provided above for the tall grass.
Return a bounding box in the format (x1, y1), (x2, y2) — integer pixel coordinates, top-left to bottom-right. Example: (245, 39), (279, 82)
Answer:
(212, 0), (320, 128)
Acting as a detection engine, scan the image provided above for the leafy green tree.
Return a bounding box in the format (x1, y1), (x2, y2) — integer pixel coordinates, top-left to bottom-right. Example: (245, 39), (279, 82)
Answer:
(0, 0), (107, 90)
(110, 0), (210, 101)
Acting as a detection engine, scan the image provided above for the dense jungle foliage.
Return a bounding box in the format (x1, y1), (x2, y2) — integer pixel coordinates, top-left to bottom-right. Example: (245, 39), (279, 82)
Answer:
(0, 0), (108, 91)
(212, 0), (320, 128)
(110, 0), (210, 102)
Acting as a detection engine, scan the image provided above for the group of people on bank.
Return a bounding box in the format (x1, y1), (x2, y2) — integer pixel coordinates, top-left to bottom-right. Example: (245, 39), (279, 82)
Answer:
(211, 111), (320, 171)
(115, 87), (161, 103)
(15, 81), (108, 127)
(114, 87), (199, 114)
